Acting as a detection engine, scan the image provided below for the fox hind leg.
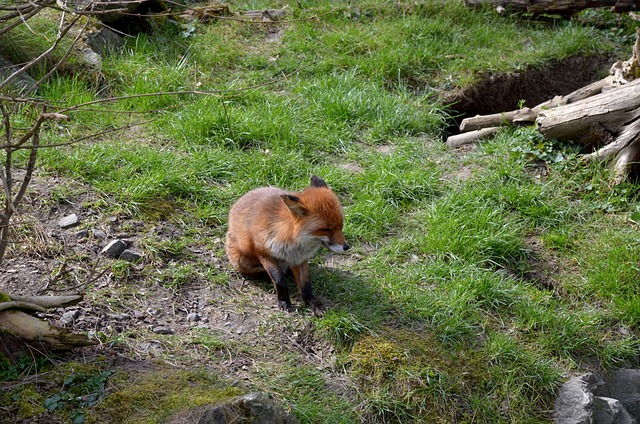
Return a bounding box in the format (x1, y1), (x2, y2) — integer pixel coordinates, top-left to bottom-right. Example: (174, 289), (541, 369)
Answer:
(226, 234), (266, 276)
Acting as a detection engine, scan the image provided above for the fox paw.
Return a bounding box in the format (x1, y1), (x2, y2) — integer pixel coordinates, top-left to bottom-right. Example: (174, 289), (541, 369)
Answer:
(309, 301), (325, 317)
(278, 300), (293, 312)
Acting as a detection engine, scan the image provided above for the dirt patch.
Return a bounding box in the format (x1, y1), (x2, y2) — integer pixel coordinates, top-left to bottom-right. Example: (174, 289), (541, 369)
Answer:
(522, 235), (560, 291)
(0, 174), (354, 421)
(442, 55), (613, 133)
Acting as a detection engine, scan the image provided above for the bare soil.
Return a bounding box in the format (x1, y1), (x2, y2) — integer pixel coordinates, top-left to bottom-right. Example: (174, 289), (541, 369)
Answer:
(0, 173), (354, 422)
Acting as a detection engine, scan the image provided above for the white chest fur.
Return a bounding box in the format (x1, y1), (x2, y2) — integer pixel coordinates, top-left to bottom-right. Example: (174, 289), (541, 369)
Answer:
(266, 233), (323, 266)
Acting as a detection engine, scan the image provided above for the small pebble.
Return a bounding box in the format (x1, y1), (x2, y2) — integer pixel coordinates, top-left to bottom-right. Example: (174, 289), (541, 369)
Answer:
(59, 214), (79, 229)
(101, 239), (126, 258)
(152, 326), (174, 335)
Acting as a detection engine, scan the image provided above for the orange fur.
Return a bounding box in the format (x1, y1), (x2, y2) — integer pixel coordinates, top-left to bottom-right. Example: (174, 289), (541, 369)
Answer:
(225, 176), (349, 315)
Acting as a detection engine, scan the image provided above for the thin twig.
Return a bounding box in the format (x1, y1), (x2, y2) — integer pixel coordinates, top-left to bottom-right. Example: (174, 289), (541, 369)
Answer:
(0, 12), (80, 92)
(55, 61), (316, 114)
(0, 118), (154, 151)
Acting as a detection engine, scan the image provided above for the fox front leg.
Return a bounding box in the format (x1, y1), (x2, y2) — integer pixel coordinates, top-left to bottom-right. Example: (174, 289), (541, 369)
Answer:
(291, 261), (324, 316)
(259, 256), (292, 311)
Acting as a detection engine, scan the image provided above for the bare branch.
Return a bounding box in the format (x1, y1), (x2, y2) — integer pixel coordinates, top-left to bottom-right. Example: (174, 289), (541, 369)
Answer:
(12, 113), (41, 207)
(0, 117), (150, 151)
(0, 301), (46, 313)
(24, 14), (91, 96)
(0, 11), (81, 92)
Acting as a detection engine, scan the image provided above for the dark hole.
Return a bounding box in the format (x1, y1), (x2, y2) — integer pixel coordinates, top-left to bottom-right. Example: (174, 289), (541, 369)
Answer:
(442, 55), (613, 136)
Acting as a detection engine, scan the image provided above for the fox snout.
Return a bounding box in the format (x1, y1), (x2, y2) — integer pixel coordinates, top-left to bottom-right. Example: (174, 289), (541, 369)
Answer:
(327, 241), (350, 253)
(320, 231), (350, 253)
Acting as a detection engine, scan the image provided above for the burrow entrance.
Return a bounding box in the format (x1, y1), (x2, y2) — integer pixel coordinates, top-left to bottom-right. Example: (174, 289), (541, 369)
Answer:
(442, 55), (613, 135)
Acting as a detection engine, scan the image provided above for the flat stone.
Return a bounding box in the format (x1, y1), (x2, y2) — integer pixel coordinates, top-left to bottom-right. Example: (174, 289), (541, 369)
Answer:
(93, 229), (107, 239)
(152, 326), (174, 335)
(610, 369), (640, 419)
(167, 392), (300, 424)
(119, 249), (143, 263)
(59, 213), (80, 228)
(85, 27), (124, 55)
(74, 229), (89, 238)
(187, 312), (200, 322)
(101, 239), (126, 258)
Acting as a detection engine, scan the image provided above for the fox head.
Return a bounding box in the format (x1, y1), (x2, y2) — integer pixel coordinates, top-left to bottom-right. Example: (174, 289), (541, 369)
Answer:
(281, 176), (350, 253)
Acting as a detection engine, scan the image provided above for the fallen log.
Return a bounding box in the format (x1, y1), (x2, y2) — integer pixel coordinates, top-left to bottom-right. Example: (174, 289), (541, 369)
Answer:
(447, 127), (500, 147)
(536, 78), (640, 143)
(457, 75), (618, 134)
(0, 292), (96, 354)
(447, 29), (640, 183)
(464, 0), (640, 15)
(0, 309), (96, 351)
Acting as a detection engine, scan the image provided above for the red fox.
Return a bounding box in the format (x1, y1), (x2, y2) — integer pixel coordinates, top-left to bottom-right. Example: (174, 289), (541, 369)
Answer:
(225, 176), (349, 315)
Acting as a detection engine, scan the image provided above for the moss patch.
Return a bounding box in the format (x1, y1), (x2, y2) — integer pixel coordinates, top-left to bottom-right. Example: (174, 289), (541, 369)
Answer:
(346, 327), (487, 422)
(88, 368), (242, 424)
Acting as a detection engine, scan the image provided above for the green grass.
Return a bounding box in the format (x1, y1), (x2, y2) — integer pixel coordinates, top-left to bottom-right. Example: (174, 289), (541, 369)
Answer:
(5, 1), (640, 422)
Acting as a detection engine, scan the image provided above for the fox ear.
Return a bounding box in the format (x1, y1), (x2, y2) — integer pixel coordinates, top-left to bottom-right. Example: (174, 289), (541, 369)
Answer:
(310, 175), (328, 188)
(281, 194), (308, 216)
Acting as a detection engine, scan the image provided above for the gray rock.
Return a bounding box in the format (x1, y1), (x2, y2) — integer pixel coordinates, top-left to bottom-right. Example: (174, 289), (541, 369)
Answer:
(594, 396), (636, 424)
(554, 373), (596, 424)
(59, 213), (80, 228)
(106, 312), (130, 321)
(86, 27), (124, 55)
(0, 55), (37, 93)
(93, 229), (108, 239)
(61, 310), (80, 325)
(101, 239), (126, 258)
(119, 249), (143, 263)
(187, 312), (200, 323)
(74, 229), (90, 238)
(555, 371), (640, 424)
(232, 392), (300, 424)
(610, 369), (640, 419)
(167, 392), (299, 424)
(152, 326), (174, 335)
(80, 48), (101, 70)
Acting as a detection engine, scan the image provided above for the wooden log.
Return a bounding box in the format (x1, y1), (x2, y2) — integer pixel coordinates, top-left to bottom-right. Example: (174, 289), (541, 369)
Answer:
(460, 111), (518, 133)
(612, 138), (640, 184)
(536, 78), (640, 144)
(464, 0), (640, 14)
(458, 75), (618, 133)
(8, 294), (83, 309)
(583, 119), (640, 162)
(0, 309), (96, 350)
(0, 293), (92, 352)
(446, 127), (500, 147)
